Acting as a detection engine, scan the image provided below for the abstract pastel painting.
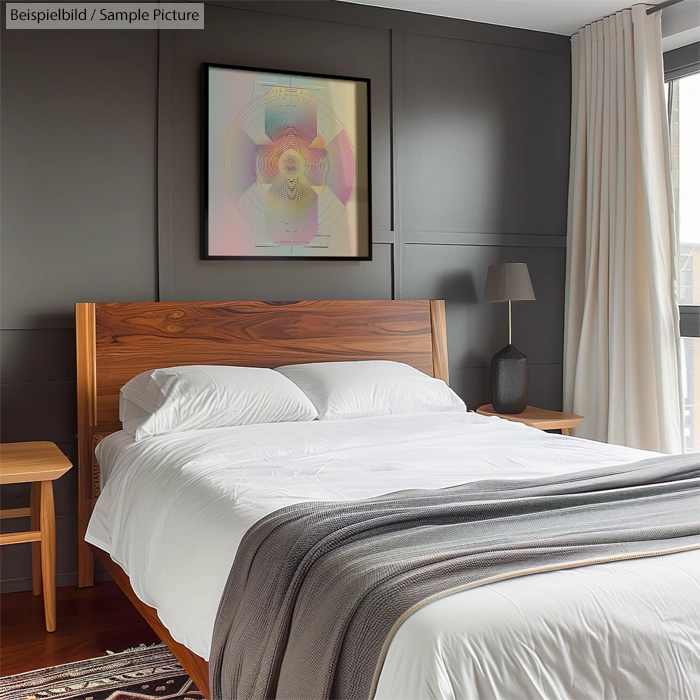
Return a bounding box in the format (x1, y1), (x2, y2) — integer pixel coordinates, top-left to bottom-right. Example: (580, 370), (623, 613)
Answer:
(202, 63), (371, 260)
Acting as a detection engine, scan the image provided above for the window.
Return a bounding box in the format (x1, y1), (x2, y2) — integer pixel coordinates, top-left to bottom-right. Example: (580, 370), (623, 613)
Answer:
(666, 46), (700, 451)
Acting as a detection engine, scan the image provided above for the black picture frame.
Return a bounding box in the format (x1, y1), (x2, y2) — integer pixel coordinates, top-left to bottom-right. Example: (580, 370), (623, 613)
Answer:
(201, 62), (372, 261)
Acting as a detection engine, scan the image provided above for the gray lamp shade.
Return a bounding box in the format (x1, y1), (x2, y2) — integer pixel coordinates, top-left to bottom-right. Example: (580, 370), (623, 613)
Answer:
(483, 263), (536, 303)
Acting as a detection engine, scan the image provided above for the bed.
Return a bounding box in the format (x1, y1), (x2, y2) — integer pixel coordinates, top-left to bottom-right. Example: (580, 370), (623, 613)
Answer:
(76, 300), (700, 700)
(76, 300), (450, 692)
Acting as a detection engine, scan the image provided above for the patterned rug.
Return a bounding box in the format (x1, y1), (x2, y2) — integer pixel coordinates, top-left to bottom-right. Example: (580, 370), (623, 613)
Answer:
(0, 644), (205, 700)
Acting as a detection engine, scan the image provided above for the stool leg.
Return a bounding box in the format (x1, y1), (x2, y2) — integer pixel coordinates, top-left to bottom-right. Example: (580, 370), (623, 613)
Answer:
(30, 482), (42, 596)
(562, 428), (570, 436)
(39, 480), (56, 632)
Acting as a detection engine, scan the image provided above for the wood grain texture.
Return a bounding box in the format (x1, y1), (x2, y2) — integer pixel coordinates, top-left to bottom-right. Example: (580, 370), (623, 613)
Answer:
(429, 300), (449, 384)
(40, 481), (57, 632)
(31, 483), (41, 596)
(91, 301), (439, 423)
(0, 507), (32, 519)
(91, 544), (210, 697)
(0, 531), (41, 545)
(476, 404), (584, 431)
(0, 442), (72, 484)
(76, 300), (449, 606)
(0, 444), (68, 632)
(76, 303), (97, 589)
(71, 300), (452, 694)
(0, 581), (160, 676)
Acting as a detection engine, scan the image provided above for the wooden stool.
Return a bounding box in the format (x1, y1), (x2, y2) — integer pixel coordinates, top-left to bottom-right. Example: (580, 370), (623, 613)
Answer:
(0, 442), (72, 632)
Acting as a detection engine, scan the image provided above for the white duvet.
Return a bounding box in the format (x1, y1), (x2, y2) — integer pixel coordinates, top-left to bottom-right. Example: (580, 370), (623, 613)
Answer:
(86, 412), (700, 699)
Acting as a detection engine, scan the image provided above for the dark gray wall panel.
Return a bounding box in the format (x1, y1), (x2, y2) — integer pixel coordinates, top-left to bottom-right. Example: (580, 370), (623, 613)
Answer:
(0, 24), (158, 588)
(529, 364), (564, 410)
(1, 0), (570, 590)
(0, 28), (159, 317)
(451, 364), (563, 413)
(0, 330), (76, 385)
(401, 31), (570, 236)
(220, 1), (571, 56)
(0, 383), (76, 444)
(402, 243), (565, 405)
(164, 3), (392, 301)
(173, 244), (392, 301)
(0, 515), (79, 593)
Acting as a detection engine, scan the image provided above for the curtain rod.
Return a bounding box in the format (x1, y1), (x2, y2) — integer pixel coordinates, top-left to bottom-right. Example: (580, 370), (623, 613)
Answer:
(647, 0), (685, 15)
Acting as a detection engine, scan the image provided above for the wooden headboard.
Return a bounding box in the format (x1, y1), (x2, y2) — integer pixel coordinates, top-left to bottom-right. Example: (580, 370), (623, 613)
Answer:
(75, 299), (448, 586)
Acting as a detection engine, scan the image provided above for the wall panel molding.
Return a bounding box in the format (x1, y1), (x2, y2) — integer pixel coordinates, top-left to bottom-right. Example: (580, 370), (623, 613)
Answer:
(391, 27), (405, 299)
(372, 231), (395, 244)
(1, 0), (570, 591)
(157, 29), (175, 302)
(404, 232), (566, 248)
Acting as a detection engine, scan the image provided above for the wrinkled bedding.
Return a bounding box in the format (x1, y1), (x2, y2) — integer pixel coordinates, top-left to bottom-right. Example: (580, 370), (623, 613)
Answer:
(86, 412), (700, 699)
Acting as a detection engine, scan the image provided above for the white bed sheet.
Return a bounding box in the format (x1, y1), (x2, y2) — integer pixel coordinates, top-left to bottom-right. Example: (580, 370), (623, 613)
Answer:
(86, 412), (700, 699)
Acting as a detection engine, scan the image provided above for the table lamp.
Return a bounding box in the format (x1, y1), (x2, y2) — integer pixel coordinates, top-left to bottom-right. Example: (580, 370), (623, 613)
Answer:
(483, 262), (535, 414)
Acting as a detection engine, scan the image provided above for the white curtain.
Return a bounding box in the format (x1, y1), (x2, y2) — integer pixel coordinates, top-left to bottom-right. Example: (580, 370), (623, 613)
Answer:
(564, 5), (684, 454)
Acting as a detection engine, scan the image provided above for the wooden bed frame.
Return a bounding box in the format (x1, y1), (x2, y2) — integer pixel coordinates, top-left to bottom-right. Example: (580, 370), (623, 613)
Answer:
(75, 299), (449, 696)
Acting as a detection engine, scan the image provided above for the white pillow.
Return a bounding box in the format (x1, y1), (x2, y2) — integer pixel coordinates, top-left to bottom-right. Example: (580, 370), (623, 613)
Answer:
(119, 365), (318, 440)
(119, 370), (163, 436)
(275, 360), (465, 420)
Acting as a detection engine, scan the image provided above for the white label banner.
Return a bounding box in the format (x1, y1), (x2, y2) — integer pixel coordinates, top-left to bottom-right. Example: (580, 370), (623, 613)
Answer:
(6, 3), (204, 28)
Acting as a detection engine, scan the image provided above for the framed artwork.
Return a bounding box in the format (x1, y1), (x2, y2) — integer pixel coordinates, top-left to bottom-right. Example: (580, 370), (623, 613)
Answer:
(201, 63), (371, 260)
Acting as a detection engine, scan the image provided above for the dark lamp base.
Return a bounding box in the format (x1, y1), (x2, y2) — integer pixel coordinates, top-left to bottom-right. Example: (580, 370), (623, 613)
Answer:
(490, 344), (528, 414)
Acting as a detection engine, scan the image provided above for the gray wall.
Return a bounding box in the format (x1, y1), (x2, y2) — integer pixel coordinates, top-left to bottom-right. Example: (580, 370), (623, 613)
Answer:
(0, 0), (570, 591)
(0, 26), (159, 591)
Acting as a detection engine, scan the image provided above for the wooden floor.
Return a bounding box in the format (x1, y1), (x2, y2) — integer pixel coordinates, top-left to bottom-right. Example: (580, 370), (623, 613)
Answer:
(0, 581), (159, 676)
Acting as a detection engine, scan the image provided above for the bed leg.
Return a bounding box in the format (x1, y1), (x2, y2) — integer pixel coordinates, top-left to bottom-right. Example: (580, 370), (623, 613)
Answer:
(78, 527), (94, 587)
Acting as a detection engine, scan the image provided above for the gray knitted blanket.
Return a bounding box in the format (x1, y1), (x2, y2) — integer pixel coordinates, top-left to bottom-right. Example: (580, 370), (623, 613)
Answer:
(210, 453), (700, 700)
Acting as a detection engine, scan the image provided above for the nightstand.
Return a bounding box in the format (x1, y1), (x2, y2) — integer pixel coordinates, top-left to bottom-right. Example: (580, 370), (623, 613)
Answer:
(476, 404), (584, 435)
(0, 441), (72, 632)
